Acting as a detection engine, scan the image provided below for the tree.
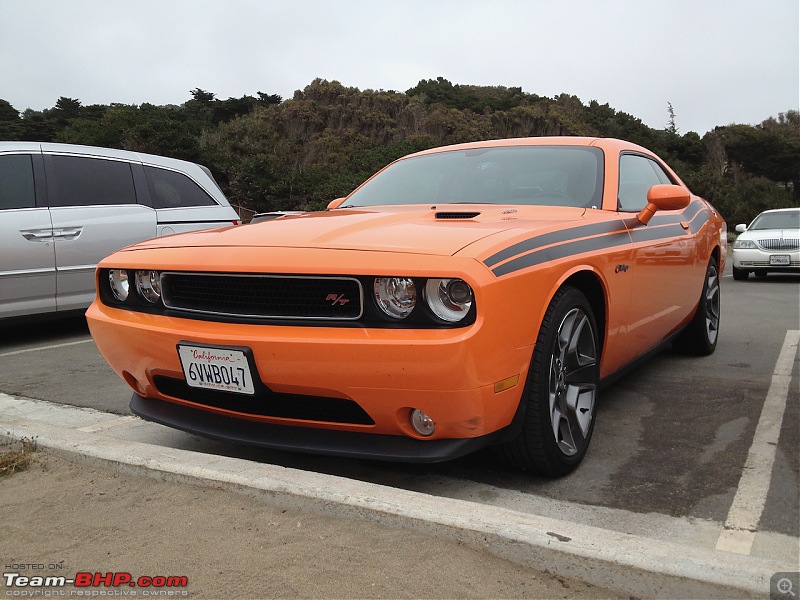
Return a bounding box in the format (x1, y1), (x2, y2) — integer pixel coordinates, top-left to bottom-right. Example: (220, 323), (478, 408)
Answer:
(190, 88), (216, 104)
(43, 97), (85, 129)
(257, 92), (282, 105)
(0, 99), (22, 139)
(666, 102), (678, 135)
(719, 123), (800, 193)
(0, 99), (19, 121)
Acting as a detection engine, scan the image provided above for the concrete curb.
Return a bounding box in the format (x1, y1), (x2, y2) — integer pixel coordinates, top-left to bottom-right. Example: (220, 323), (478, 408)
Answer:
(1, 394), (792, 598)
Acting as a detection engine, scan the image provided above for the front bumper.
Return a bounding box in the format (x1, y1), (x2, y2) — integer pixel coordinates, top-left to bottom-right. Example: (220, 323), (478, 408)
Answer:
(732, 247), (800, 272)
(87, 300), (533, 446)
(130, 393), (512, 462)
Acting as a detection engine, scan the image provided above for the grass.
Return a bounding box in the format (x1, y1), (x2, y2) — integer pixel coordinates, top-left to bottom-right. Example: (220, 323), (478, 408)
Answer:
(0, 436), (37, 478)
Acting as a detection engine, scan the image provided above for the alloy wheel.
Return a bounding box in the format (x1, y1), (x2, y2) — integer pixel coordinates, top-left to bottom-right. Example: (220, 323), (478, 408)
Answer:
(548, 307), (598, 456)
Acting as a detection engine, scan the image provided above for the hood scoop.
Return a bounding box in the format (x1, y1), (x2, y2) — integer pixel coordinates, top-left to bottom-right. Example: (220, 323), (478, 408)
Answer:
(435, 211), (481, 220)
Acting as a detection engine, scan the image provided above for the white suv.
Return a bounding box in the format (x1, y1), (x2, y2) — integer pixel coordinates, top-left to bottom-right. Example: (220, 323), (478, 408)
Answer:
(0, 142), (241, 319)
(732, 207), (800, 280)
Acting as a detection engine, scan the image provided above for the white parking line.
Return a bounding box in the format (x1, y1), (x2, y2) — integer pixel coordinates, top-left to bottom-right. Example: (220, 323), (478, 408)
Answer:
(0, 338), (94, 358)
(715, 329), (800, 555)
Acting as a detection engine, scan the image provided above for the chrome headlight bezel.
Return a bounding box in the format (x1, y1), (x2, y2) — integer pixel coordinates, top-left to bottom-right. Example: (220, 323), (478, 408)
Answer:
(373, 277), (417, 319)
(135, 270), (162, 304)
(107, 269), (130, 302)
(423, 278), (474, 323)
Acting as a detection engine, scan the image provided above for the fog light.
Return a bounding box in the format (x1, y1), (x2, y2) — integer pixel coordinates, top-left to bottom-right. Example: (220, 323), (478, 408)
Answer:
(410, 409), (435, 437)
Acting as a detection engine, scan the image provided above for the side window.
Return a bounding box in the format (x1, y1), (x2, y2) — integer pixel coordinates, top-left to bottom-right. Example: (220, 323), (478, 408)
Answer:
(0, 154), (36, 210)
(650, 160), (674, 185)
(144, 166), (217, 209)
(49, 155), (137, 207)
(617, 154), (664, 212)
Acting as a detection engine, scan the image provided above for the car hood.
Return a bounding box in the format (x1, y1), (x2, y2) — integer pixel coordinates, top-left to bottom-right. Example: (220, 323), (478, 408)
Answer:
(738, 228), (799, 240)
(128, 205), (591, 257)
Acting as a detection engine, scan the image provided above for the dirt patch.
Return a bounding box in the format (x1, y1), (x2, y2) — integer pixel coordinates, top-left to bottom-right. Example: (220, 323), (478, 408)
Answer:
(0, 452), (623, 598)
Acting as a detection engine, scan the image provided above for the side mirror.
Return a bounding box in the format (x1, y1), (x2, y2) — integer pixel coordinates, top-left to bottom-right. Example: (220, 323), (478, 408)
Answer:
(735, 224), (747, 233)
(327, 197), (347, 210)
(637, 184), (691, 225)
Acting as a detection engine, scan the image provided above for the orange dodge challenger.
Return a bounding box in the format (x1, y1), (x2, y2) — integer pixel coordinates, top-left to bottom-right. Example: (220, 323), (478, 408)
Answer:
(87, 137), (726, 476)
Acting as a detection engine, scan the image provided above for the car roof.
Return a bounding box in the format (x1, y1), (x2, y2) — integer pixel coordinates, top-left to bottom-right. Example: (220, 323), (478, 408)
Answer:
(757, 207), (800, 214)
(0, 141), (204, 171)
(404, 136), (652, 159)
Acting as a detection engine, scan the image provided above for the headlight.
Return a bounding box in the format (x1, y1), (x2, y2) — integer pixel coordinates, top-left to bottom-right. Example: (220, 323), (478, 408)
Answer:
(373, 277), (416, 319)
(424, 278), (473, 323)
(733, 239), (757, 249)
(108, 270), (130, 302)
(135, 270), (162, 304)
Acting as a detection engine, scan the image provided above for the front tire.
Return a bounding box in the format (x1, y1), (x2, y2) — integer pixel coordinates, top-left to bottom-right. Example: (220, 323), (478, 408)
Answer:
(674, 256), (720, 356)
(499, 287), (599, 477)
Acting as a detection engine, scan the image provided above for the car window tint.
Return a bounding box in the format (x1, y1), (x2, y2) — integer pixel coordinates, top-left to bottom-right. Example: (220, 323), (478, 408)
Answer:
(345, 146), (603, 209)
(650, 160), (674, 185)
(0, 154), (36, 210)
(144, 166), (217, 209)
(618, 154), (663, 212)
(750, 211), (800, 230)
(49, 155), (137, 207)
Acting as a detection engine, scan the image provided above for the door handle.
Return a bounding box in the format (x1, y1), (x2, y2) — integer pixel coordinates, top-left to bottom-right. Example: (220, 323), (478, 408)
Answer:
(20, 229), (54, 242)
(52, 227), (83, 241)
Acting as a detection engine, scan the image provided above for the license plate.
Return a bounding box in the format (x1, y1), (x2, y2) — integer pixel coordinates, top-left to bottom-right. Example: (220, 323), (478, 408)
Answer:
(769, 255), (791, 266)
(178, 344), (255, 395)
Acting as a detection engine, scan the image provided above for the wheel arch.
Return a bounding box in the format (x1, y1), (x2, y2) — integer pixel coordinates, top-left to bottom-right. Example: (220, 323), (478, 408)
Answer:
(710, 244), (721, 269)
(494, 267), (608, 455)
(692, 244), (721, 315)
(560, 269), (607, 359)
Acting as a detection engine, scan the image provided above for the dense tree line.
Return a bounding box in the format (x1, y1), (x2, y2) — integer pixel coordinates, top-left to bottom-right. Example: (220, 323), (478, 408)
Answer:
(1, 78), (797, 226)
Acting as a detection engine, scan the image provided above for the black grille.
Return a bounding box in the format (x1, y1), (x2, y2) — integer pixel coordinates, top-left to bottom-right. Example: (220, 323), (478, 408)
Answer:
(153, 376), (375, 425)
(161, 273), (363, 320)
(435, 211), (481, 219)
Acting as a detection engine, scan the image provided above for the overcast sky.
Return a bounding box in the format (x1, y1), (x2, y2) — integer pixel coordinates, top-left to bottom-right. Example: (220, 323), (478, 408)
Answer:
(1, 0), (797, 135)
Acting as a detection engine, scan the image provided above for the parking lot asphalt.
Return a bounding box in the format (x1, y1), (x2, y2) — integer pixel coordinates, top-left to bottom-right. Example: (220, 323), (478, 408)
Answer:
(1, 267), (798, 597)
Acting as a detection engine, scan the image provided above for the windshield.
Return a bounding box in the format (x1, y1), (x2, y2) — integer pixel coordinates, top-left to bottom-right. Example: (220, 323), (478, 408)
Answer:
(345, 146), (604, 208)
(750, 211), (800, 230)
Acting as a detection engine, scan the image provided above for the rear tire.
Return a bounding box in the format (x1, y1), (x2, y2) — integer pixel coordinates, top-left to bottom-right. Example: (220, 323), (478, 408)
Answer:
(498, 287), (599, 477)
(674, 256), (720, 356)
